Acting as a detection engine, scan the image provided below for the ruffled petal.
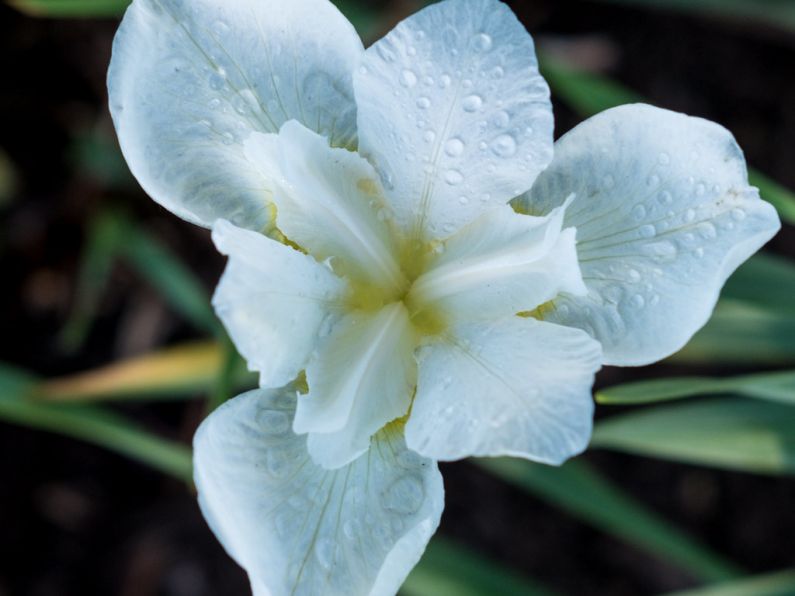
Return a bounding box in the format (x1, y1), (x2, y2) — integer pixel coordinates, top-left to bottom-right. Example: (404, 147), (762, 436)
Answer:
(212, 219), (346, 388)
(295, 303), (417, 469)
(194, 387), (444, 596)
(517, 104), (781, 366)
(354, 0), (553, 241)
(405, 317), (602, 463)
(244, 122), (405, 292)
(408, 202), (585, 324)
(108, 0), (363, 229)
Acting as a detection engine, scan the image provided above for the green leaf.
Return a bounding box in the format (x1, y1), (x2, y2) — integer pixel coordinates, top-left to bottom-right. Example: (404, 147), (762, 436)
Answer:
(592, 398), (795, 475)
(9, 0), (131, 17)
(664, 569), (795, 596)
(597, 370), (795, 406)
(540, 55), (795, 225)
(59, 212), (126, 351)
(119, 222), (220, 336)
(404, 536), (556, 596)
(0, 364), (192, 482)
(476, 458), (741, 583)
(36, 341), (255, 402)
(722, 253), (795, 317)
(669, 301), (795, 365)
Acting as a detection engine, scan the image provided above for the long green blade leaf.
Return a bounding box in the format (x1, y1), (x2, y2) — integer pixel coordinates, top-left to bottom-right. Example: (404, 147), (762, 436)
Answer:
(540, 56), (795, 225)
(721, 253), (795, 317)
(35, 341), (254, 402)
(592, 398), (795, 475)
(9, 0), (130, 17)
(404, 536), (556, 596)
(597, 370), (795, 405)
(476, 458), (741, 582)
(669, 301), (795, 365)
(119, 222), (220, 336)
(664, 569), (795, 596)
(0, 365), (192, 481)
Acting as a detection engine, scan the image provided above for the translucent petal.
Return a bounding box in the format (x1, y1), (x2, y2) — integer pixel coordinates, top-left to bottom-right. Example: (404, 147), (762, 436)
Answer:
(408, 203), (585, 323)
(405, 317), (602, 463)
(108, 0), (363, 229)
(355, 0), (553, 241)
(294, 303), (418, 469)
(517, 104), (781, 366)
(194, 387), (444, 596)
(212, 219), (346, 388)
(244, 122), (405, 292)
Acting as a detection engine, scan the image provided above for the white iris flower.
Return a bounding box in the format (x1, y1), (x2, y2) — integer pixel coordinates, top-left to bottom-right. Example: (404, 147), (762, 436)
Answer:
(108, 0), (780, 593)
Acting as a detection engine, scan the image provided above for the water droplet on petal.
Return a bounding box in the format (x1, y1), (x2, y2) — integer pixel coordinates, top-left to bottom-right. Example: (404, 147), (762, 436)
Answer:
(658, 152), (671, 165)
(639, 224), (656, 238)
(315, 538), (336, 570)
(416, 96), (431, 109)
(472, 33), (493, 52)
(444, 137), (465, 156)
(731, 208), (746, 221)
(629, 294), (645, 309)
(462, 94), (483, 112)
(444, 169), (464, 185)
(491, 134), (517, 157)
(400, 69), (418, 88)
(383, 475), (425, 514)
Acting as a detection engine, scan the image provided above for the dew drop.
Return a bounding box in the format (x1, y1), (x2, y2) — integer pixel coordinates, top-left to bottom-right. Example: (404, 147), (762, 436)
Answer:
(416, 96), (431, 109)
(422, 75), (434, 86)
(491, 134), (517, 157)
(209, 71), (226, 91)
(208, 97), (222, 110)
(657, 190), (673, 205)
(444, 169), (464, 185)
(695, 183), (706, 196)
(383, 476), (425, 514)
(458, 196), (469, 205)
(639, 224), (656, 238)
(646, 174), (660, 187)
(472, 32), (493, 52)
(697, 222), (717, 239)
(462, 94), (483, 112)
(211, 20), (230, 36)
(491, 110), (510, 128)
(684, 208), (695, 222)
(400, 69), (418, 88)
(631, 204), (647, 220)
(439, 74), (452, 88)
(694, 247), (705, 258)
(658, 152), (671, 165)
(444, 137), (465, 156)
(407, 46), (417, 57)
(266, 449), (289, 477)
(731, 208), (746, 221)
(423, 130), (436, 143)
(629, 294), (646, 309)
(342, 519), (359, 540)
(627, 268), (641, 282)
(315, 538), (336, 570)
(490, 66), (505, 79)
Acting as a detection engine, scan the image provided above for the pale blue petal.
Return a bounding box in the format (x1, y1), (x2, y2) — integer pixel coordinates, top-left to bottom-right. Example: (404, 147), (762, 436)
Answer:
(355, 0), (553, 241)
(518, 104), (781, 365)
(405, 317), (602, 463)
(108, 0), (363, 229)
(194, 388), (444, 596)
(212, 219), (346, 388)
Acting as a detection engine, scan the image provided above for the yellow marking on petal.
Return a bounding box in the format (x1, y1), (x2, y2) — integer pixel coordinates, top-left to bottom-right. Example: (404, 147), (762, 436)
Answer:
(519, 300), (556, 320)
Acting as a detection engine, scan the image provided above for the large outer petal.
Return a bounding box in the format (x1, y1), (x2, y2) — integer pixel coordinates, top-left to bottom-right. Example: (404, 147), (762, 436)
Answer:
(295, 303), (418, 469)
(355, 0), (553, 241)
(517, 104), (781, 366)
(212, 219), (346, 388)
(194, 388), (444, 596)
(108, 0), (363, 229)
(405, 317), (602, 463)
(244, 123), (405, 291)
(408, 203), (585, 323)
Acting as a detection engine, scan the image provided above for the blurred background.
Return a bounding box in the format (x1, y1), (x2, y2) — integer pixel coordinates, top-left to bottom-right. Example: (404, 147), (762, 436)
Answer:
(1, 0), (794, 595)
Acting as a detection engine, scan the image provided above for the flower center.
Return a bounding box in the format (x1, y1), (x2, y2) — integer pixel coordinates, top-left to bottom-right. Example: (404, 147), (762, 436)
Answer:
(343, 236), (448, 337)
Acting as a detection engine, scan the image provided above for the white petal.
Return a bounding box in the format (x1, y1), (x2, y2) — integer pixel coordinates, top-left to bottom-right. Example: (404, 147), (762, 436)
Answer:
(354, 0), (553, 241)
(295, 303), (417, 469)
(408, 203), (585, 323)
(194, 388), (444, 596)
(405, 317), (602, 463)
(245, 122), (405, 292)
(212, 219), (346, 387)
(108, 0), (363, 229)
(518, 104), (781, 366)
